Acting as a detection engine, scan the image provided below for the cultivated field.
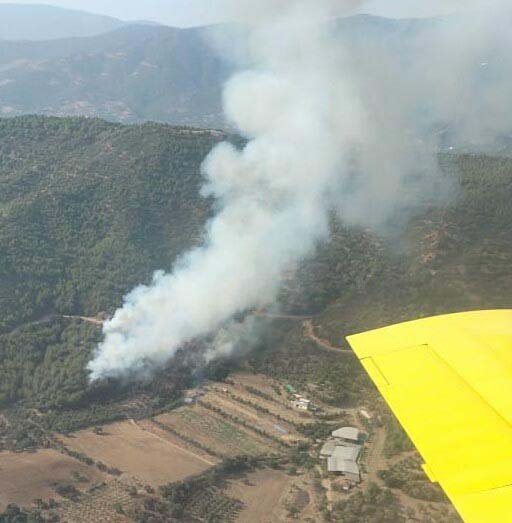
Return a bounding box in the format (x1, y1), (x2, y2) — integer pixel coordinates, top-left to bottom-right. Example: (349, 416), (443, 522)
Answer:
(0, 449), (106, 511)
(55, 481), (134, 523)
(227, 469), (293, 522)
(223, 372), (346, 422)
(154, 404), (278, 458)
(60, 419), (211, 487)
(0, 372), (350, 520)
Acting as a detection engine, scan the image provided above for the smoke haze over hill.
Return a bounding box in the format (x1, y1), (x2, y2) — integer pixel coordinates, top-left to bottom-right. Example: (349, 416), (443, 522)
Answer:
(88, 0), (512, 380)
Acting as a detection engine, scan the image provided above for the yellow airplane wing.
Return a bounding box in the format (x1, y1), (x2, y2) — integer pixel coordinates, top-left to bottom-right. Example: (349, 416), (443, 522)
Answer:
(347, 310), (512, 523)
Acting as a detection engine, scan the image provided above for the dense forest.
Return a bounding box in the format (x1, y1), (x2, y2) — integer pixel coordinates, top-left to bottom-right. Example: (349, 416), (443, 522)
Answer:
(0, 116), (222, 333)
(0, 116), (224, 412)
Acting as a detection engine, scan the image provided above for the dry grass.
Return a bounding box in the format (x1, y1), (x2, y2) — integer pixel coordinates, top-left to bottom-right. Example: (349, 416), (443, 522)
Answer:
(226, 469), (296, 523)
(0, 449), (106, 511)
(59, 419), (211, 487)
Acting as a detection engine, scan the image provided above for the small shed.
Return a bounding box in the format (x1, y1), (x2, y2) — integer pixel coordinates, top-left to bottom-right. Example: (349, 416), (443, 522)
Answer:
(359, 409), (372, 420)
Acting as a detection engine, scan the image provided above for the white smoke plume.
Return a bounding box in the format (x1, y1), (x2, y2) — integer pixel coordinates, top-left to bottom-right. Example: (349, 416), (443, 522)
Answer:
(88, 0), (512, 380)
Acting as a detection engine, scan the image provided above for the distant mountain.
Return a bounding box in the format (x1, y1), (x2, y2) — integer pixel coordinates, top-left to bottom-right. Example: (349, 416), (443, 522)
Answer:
(0, 14), (478, 129)
(0, 23), (232, 128)
(0, 4), (128, 41)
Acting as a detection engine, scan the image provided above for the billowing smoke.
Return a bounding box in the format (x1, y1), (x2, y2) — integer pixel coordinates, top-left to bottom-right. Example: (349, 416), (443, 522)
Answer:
(88, 0), (512, 380)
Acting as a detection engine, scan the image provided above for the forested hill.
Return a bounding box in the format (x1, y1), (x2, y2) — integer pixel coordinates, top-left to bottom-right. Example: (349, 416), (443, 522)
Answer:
(1, 115), (512, 423)
(0, 116), (224, 335)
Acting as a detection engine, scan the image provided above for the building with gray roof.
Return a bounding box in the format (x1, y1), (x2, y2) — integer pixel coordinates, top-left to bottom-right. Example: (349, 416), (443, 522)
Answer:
(327, 455), (361, 482)
(322, 438), (362, 483)
(332, 426), (363, 443)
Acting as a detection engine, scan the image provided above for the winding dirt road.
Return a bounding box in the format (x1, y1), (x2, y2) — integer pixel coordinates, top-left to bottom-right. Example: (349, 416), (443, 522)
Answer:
(303, 320), (353, 354)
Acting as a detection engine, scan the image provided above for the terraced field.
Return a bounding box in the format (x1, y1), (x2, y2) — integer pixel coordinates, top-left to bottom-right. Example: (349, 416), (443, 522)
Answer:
(155, 405), (278, 458)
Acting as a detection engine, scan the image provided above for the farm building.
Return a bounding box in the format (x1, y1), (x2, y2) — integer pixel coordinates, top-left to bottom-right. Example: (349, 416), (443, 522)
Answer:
(327, 445), (362, 482)
(290, 394), (313, 411)
(332, 427), (363, 444)
(320, 440), (362, 459)
(330, 444), (361, 463)
(320, 436), (363, 483)
(327, 454), (361, 482)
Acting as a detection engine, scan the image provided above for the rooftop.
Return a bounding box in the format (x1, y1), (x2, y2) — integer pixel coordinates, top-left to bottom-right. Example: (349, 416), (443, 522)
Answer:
(332, 426), (361, 441)
(328, 456), (360, 476)
(331, 444), (361, 462)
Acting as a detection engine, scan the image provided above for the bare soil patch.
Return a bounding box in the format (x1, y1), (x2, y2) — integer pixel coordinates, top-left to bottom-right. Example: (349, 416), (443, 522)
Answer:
(60, 420), (211, 487)
(226, 469), (295, 523)
(136, 418), (219, 464)
(0, 449), (106, 511)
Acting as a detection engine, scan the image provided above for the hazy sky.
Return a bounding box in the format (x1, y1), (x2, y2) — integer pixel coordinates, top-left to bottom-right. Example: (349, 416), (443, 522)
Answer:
(0, 0), (473, 26)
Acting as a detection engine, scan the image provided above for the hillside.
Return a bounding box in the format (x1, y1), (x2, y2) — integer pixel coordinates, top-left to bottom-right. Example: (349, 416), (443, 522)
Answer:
(0, 116), (226, 333)
(0, 116), (228, 410)
(0, 116), (511, 521)
(0, 13), (504, 138)
(0, 4), (127, 41)
(0, 23), (232, 128)
(1, 115), (512, 406)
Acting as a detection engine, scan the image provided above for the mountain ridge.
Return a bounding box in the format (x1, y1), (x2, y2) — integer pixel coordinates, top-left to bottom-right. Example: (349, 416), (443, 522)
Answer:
(0, 13), (436, 128)
(0, 3), (132, 41)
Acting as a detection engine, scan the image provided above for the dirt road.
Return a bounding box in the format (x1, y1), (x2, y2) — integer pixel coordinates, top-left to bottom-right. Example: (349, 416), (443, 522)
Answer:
(303, 320), (353, 354)
(5, 313), (104, 337)
(62, 315), (104, 326)
(365, 427), (387, 485)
